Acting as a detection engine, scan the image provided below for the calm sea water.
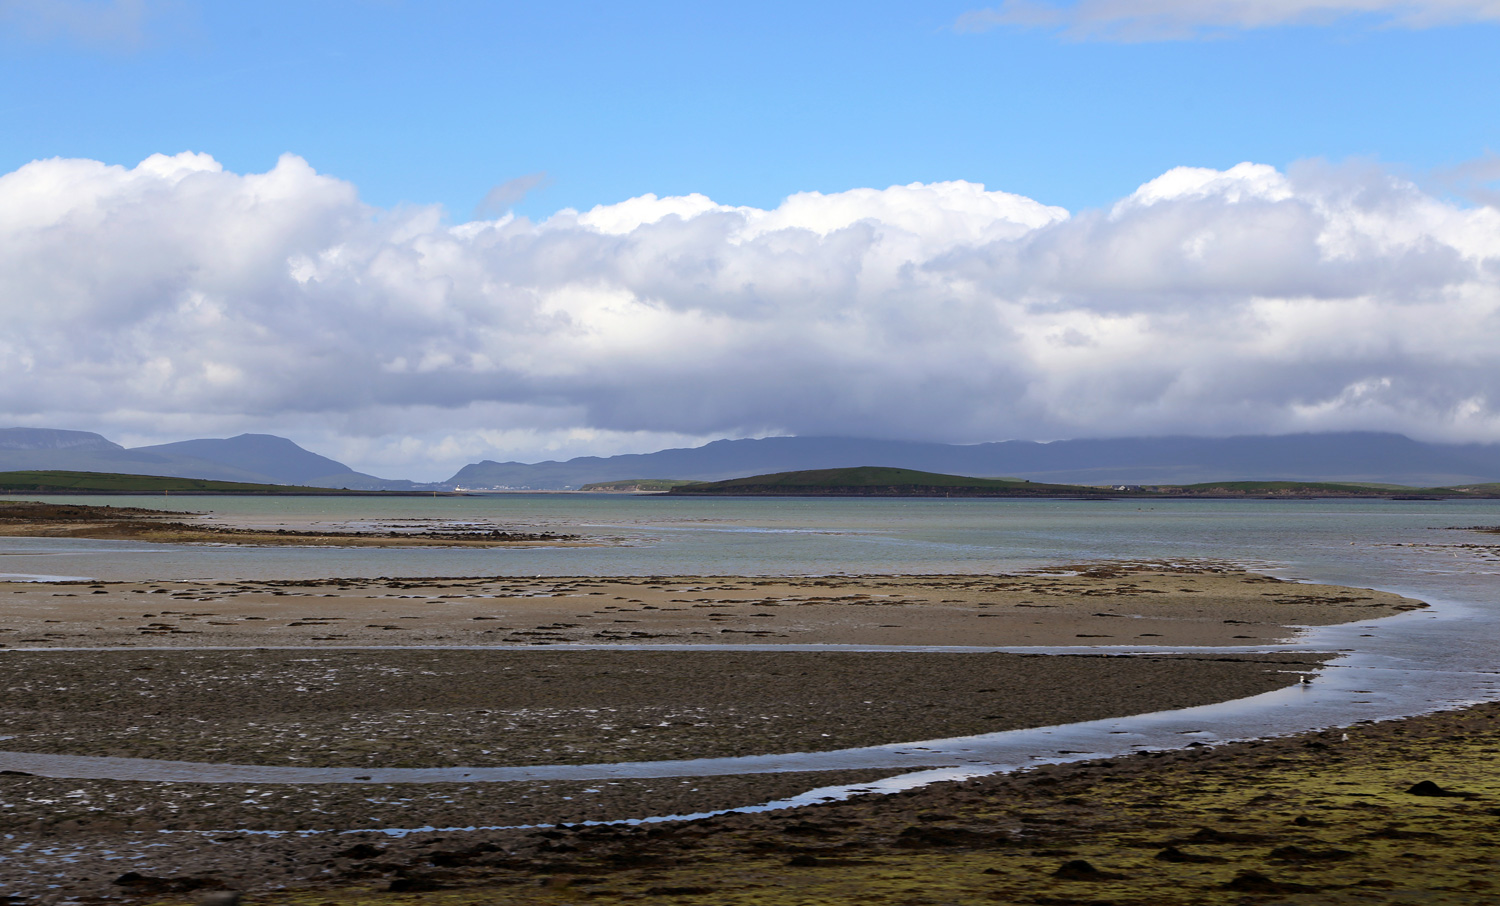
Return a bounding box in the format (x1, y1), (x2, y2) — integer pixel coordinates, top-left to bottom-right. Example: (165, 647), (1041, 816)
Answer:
(4, 494), (1499, 592)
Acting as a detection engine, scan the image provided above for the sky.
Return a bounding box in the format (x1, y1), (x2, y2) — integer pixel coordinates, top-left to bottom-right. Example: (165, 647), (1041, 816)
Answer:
(2, 0), (1499, 480)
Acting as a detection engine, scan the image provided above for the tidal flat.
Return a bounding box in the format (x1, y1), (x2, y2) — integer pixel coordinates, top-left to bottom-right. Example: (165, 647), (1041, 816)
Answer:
(0, 565), (1430, 898)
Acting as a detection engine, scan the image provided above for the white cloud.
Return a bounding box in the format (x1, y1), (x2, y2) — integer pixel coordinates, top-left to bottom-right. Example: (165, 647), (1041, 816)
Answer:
(2, 151), (1500, 478)
(957, 0), (1500, 40)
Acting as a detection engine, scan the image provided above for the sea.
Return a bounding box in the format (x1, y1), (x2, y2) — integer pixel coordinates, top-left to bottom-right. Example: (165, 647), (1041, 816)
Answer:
(4, 493), (1499, 587)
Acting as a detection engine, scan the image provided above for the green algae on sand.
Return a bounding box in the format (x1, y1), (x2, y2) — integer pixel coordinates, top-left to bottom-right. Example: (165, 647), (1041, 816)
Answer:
(232, 701), (1500, 906)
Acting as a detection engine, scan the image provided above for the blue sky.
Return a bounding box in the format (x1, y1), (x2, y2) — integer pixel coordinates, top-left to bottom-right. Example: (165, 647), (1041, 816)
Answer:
(4, 1), (1496, 219)
(3, 1), (1500, 478)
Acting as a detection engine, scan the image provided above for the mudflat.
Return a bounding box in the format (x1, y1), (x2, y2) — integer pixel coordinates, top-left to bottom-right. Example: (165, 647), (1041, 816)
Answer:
(0, 565), (1429, 898)
(0, 646), (1331, 894)
(209, 700), (1500, 906)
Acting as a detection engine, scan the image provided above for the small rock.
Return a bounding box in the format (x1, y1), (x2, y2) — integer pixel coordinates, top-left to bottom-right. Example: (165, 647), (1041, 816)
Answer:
(1270, 844), (1358, 863)
(1407, 780), (1471, 798)
(387, 877), (446, 893)
(1053, 859), (1127, 881)
(1154, 845), (1226, 864)
(333, 842), (384, 860)
(1222, 870), (1318, 894)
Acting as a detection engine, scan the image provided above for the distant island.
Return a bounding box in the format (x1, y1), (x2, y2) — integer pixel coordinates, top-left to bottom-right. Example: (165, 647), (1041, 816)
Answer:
(0, 470), (456, 496)
(664, 467), (1500, 498)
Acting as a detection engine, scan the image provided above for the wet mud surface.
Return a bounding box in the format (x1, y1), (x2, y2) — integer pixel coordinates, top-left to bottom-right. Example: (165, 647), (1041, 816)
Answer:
(0, 649), (1328, 768)
(10, 699), (1500, 902)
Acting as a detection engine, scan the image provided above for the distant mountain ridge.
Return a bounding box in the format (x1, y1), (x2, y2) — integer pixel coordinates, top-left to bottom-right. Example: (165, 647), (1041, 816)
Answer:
(448, 432), (1500, 489)
(8, 428), (1500, 492)
(0, 428), (121, 453)
(0, 428), (418, 490)
(132, 435), (364, 486)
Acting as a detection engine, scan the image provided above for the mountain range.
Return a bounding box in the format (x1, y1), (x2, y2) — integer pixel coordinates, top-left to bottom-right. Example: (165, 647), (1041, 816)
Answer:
(449, 432), (1500, 489)
(6, 427), (1500, 491)
(0, 428), (421, 490)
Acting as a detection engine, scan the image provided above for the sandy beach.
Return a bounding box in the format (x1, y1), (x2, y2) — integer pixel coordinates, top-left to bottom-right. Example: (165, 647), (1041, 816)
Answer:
(0, 565), (1429, 898)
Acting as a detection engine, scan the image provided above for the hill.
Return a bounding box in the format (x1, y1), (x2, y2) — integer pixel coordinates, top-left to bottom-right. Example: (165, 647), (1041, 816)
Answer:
(0, 471), (410, 495)
(447, 432), (1500, 490)
(0, 429), (419, 490)
(666, 467), (1113, 497)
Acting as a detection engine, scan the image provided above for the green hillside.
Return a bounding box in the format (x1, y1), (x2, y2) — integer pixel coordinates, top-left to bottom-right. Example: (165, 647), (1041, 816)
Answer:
(579, 478), (699, 492)
(666, 466), (1110, 497)
(0, 470), (379, 495)
(663, 469), (1500, 499)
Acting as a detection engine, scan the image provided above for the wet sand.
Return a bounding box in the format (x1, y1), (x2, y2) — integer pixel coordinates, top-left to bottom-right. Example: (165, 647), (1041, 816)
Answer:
(0, 648), (1330, 894)
(0, 649), (1334, 770)
(0, 566), (1423, 649)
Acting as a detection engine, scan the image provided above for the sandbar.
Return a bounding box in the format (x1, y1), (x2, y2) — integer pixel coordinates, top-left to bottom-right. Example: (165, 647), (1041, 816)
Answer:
(0, 566), (1423, 650)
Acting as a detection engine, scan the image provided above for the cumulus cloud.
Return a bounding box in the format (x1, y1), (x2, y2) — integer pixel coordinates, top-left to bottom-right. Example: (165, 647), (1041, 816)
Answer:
(2, 151), (1499, 477)
(957, 0), (1500, 40)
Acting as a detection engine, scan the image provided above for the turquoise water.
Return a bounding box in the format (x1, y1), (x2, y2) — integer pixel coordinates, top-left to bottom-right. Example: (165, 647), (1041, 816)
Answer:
(5, 494), (1499, 587)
